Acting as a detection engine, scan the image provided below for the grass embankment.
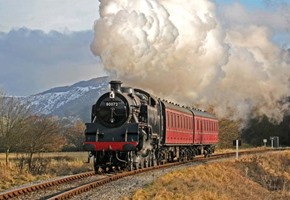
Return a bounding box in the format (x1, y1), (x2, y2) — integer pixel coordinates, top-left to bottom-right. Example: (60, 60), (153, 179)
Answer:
(0, 152), (93, 191)
(128, 151), (290, 200)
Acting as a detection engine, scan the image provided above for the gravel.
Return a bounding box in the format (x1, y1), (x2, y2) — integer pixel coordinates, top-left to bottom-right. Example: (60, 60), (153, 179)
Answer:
(1, 157), (233, 200)
(2, 174), (107, 200)
(71, 161), (205, 200)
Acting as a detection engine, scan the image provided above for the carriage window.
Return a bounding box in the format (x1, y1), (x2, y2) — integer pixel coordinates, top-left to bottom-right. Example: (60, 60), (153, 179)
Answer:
(207, 121), (209, 131)
(190, 118), (192, 130)
(198, 120), (200, 131)
(181, 116), (183, 129)
(170, 113), (172, 128)
(182, 116), (184, 129)
(174, 113), (176, 128)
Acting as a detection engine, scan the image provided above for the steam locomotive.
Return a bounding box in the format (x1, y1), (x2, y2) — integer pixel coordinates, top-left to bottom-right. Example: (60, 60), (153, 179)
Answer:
(83, 81), (218, 173)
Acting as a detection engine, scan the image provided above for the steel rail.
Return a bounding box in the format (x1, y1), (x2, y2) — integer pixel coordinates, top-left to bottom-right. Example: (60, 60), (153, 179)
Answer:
(0, 171), (95, 200)
(48, 148), (286, 200)
(0, 148), (286, 200)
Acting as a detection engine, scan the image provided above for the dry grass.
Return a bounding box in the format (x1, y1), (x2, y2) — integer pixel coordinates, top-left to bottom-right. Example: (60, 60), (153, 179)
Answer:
(0, 152), (89, 161)
(0, 162), (48, 191)
(127, 150), (290, 200)
(0, 152), (93, 191)
(215, 146), (268, 154)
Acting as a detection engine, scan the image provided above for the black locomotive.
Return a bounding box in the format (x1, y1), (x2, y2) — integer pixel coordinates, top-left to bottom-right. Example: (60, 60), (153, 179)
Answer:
(84, 81), (218, 173)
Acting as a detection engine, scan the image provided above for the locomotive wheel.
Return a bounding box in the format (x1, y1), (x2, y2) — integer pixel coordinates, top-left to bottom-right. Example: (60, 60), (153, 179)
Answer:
(156, 149), (164, 165)
(93, 157), (99, 174)
(135, 156), (144, 169)
(127, 151), (134, 171)
(94, 165), (99, 174)
(190, 149), (196, 160)
(150, 150), (158, 166)
(108, 165), (115, 173)
(146, 155), (151, 167)
(134, 160), (140, 170)
(101, 165), (108, 173)
(141, 159), (145, 169)
(147, 153), (152, 167)
(129, 162), (133, 171)
(142, 152), (150, 168)
(143, 156), (149, 168)
(204, 149), (209, 158)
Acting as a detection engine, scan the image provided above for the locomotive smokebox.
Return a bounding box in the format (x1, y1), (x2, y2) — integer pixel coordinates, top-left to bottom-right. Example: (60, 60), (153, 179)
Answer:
(109, 80), (122, 92)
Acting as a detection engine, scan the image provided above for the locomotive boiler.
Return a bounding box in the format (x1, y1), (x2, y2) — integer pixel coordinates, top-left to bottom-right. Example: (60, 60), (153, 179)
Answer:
(83, 81), (218, 173)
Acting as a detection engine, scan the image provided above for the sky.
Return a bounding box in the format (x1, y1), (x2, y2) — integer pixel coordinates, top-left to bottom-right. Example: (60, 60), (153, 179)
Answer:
(0, 0), (105, 95)
(0, 0), (290, 96)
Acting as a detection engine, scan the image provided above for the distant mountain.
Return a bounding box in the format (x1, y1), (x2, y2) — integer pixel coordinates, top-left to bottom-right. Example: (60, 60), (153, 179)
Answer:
(20, 76), (110, 122)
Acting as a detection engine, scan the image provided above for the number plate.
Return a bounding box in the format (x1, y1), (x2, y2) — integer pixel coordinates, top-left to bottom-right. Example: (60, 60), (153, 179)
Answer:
(105, 101), (119, 107)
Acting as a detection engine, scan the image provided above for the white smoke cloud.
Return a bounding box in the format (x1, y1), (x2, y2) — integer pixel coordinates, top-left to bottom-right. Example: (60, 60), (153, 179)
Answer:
(91, 0), (290, 124)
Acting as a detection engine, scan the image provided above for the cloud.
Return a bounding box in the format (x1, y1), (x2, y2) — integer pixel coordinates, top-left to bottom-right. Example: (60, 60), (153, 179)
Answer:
(218, 1), (290, 43)
(0, 0), (99, 32)
(91, 0), (290, 125)
(0, 28), (106, 96)
(216, 1), (290, 50)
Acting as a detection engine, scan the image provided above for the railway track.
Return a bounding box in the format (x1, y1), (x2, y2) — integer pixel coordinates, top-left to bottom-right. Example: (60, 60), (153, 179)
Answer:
(0, 148), (286, 200)
(0, 171), (98, 200)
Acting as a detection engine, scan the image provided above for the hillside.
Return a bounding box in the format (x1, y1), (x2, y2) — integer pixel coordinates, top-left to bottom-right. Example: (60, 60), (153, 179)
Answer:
(127, 151), (290, 200)
(20, 76), (110, 122)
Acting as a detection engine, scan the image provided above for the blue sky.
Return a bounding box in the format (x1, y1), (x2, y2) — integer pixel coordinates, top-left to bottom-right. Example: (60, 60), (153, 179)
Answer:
(0, 0), (290, 96)
(218, 0), (265, 8)
(218, 0), (289, 9)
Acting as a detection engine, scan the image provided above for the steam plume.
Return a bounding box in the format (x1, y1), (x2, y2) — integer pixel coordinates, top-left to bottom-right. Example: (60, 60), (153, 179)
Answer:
(91, 0), (290, 124)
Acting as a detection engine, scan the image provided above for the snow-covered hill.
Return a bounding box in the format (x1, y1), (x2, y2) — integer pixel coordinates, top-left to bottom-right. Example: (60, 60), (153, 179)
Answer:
(20, 76), (110, 121)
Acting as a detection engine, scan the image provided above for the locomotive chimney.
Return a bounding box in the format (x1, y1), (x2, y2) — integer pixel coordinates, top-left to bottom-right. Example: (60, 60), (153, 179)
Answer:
(109, 80), (122, 92)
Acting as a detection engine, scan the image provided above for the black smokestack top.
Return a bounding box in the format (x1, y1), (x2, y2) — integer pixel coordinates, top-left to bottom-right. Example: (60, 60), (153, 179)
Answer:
(110, 80), (122, 92)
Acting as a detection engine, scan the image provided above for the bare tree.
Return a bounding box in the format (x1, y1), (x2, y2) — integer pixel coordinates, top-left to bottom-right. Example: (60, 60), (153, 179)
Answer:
(0, 91), (31, 165)
(218, 119), (240, 148)
(20, 116), (66, 170)
(63, 121), (85, 151)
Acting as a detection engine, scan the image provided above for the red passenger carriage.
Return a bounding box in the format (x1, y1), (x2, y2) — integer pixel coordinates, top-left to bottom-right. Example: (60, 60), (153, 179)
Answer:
(162, 101), (218, 156)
